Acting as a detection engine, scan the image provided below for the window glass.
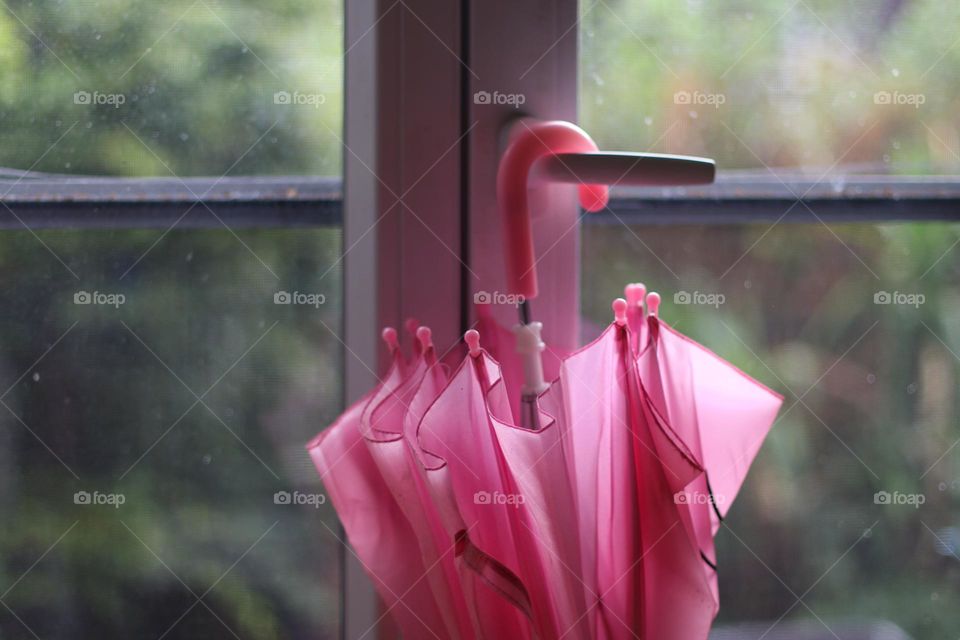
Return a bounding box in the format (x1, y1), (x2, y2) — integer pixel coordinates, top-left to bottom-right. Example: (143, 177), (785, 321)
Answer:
(580, 0), (960, 175)
(582, 220), (960, 638)
(0, 0), (342, 176)
(0, 226), (344, 638)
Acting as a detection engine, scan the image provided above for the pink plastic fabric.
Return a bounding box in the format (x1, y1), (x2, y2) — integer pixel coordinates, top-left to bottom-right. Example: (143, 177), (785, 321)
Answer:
(307, 295), (782, 639)
(637, 315), (784, 606)
(306, 346), (452, 638)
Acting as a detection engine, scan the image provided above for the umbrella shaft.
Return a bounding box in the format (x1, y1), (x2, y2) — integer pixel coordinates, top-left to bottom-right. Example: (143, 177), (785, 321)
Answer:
(520, 395), (541, 430)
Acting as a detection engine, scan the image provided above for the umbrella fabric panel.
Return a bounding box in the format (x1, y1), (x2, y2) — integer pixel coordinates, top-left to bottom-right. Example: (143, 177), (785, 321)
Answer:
(307, 398), (451, 638)
(417, 354), (537, 639)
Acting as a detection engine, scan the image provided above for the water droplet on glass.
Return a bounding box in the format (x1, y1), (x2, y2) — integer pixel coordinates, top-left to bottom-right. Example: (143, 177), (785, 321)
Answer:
(32, 372), (40, 382)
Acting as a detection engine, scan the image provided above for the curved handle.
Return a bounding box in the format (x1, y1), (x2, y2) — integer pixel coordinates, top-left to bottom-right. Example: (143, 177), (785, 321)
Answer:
(496, 119), (716, 300)
(496, 120), (608, 301)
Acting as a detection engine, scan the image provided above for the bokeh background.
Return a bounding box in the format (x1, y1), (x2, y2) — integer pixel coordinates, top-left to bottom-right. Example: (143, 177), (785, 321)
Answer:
(0, 0), (958, 637)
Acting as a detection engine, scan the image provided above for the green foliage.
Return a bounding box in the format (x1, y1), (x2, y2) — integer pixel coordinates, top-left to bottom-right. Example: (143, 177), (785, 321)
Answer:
(0, 0), (342, 176)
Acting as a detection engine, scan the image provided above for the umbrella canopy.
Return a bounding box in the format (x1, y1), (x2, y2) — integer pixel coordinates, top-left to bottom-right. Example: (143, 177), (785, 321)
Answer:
(307, 289), (781, 639)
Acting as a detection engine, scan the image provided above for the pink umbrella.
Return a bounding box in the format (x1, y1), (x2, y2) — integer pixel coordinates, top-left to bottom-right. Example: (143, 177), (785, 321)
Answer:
(304, 119), (780, 638)
(308, 297), (780, 639)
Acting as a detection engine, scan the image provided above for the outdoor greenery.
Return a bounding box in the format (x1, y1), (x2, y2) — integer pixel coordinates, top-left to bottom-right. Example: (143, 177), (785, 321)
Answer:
(582, 0), (960, 174)
(0, 0), (958, 638)
(0, 228), (345, 638)
(0, 0), (342, 176)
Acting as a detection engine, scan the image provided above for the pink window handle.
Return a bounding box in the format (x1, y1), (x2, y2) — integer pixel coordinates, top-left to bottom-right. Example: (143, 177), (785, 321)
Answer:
(496, 119), (715, 300)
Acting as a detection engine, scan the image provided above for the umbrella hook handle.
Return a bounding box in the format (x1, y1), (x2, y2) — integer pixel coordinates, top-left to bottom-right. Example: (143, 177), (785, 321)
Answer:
(496, 119), (606, 301)
(495, 118), (716, 301)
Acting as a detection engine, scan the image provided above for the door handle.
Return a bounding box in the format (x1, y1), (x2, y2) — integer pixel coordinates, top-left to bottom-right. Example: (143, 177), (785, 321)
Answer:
(497, 119), (715, 299)
(533, 150), (714, 188)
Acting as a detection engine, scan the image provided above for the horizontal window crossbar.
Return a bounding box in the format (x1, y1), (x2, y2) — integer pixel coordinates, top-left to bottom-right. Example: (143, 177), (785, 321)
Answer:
(1, 174), (958, 230)
(0, 176), (342, 229)
(593, 174), (960, 225)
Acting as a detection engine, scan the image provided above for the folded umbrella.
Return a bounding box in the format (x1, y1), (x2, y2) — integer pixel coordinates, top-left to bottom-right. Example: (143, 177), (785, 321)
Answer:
(307, 289), (781, 639)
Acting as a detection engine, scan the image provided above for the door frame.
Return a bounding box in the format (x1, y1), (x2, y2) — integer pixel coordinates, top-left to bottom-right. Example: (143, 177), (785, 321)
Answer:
(342, 0), (580, 636)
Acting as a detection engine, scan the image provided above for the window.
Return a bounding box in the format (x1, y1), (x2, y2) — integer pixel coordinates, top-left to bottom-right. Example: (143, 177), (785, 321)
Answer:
(582, 1), (960, 637)
(4, 0), (957, 638)
(0, 1), (344, 638)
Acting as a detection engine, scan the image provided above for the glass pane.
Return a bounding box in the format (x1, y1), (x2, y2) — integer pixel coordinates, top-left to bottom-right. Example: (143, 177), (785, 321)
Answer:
(580, 1), (960, 175)
(0, 0), (342, 176)
(0, 225), (343, 638)
(582, 220), (960, 638)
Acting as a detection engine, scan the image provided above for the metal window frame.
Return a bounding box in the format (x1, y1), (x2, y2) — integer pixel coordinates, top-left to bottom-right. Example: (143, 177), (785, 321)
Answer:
(0, 176), (341, 229)
(3, 174), (958, 230)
